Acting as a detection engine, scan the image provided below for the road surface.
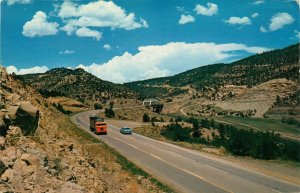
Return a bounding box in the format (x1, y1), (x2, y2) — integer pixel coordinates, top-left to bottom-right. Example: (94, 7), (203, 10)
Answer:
(71, 110), (300, 193)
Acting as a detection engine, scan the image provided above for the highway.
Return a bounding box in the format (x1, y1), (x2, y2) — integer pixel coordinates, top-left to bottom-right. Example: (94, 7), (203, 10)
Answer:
(71, 110), (300, 193)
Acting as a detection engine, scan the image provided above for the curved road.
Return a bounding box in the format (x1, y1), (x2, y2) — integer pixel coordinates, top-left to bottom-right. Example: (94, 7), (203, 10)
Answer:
(71, 110), (300, 193)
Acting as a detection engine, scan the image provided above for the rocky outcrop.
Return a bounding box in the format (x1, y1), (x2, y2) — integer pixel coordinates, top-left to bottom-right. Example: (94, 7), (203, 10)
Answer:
(1, 67), (39, 136)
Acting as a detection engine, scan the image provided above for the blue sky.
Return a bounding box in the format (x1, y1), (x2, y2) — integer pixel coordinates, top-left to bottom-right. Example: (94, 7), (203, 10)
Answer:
(1, 0), (299, 83)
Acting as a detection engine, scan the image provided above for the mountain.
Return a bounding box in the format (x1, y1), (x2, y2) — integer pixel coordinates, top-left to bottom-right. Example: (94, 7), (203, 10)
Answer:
(17, 67), (136, 103)
(126, 43), (299, 98)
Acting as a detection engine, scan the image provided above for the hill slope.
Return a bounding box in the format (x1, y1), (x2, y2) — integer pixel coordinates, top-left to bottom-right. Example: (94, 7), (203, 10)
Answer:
(0, 67), (171, 192)
(17, 68), (136, 103)
(126, 43), (299, 98)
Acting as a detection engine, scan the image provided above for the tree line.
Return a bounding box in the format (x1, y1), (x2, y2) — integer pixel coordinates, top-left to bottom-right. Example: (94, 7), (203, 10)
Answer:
(160, 117), (300, 162)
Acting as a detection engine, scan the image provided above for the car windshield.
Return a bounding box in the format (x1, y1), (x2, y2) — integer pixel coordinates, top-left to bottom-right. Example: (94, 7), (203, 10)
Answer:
(123, 128), (131, 130)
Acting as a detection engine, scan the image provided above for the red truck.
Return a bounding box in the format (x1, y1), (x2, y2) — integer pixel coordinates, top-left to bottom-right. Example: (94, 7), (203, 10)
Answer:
(90, 116), (107, 135)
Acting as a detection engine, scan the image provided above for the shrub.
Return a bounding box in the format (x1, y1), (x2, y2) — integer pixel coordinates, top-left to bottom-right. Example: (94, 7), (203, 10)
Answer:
(143, 113), (150, 122)
(161, 123), (191, 142)
(105, 108), (115, 118)
(94, 103), (102, 110)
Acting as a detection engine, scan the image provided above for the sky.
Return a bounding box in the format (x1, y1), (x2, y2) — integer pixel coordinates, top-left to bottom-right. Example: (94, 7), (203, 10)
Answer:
(1, 0), (299, 83)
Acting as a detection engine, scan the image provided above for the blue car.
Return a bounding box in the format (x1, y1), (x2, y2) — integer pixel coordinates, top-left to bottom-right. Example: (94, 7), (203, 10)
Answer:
(120, 127), (132, 134)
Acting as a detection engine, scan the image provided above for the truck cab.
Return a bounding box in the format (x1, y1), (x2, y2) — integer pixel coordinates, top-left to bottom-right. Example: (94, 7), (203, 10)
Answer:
(90, 116), (107, 135)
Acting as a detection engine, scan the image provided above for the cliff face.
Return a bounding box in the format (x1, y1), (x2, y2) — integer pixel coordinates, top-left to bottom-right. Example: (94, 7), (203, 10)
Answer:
(0, 67), (164, 192)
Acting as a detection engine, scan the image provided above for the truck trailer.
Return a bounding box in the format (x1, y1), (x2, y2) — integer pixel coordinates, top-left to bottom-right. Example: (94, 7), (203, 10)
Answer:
(90, 116), (107, 135)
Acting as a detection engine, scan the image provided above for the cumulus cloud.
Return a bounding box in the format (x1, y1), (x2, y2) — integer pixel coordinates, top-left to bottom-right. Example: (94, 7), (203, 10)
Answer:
(59, 0), (148, 39)
(103, 44), (112, 51)
(75, 27), (102, 41)
(59, 50), (75, 55)
(22, 11), (59, 37)
(269, 13), (294, 31)
(178, 14), (195, 25)
(260, 12), (294, 32)
(3, 0), (32, 5)
(194, 2), (218, 16)
(251, 13), (259, 18)
(6, 66), (49, 75)
(225, 17), (252, 25)
(252, 0), (264, 4)
(76, 42), (268, 83)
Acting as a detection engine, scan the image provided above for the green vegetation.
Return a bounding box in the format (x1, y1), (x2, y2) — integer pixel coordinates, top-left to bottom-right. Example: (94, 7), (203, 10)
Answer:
(143, 113), (150, 122)
(214, 116), (300, 136)
(281, 116), (300, 128)
(104, 108), (115, 118)
(160, 119), (300, 162)
(94, 103), (103, 110)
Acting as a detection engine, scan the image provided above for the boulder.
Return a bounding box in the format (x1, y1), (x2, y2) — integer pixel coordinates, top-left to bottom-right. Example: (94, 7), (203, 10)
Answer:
(15, 102), (39, 135)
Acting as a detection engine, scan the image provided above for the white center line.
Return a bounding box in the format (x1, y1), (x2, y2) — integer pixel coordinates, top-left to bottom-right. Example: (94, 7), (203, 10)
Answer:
(207, 165), (228, 174)
(111, 135), (233, 193)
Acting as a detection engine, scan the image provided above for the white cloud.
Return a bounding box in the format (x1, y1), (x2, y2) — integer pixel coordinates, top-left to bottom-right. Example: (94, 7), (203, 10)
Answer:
(260, 26), (267, 33)
(176, 6), (185, 12)
(59, 0), (148, 37)
(59, 50), (75, 55)
(6, 66), (49, 75)
(76, 42), (268, 83)
(4, 0), (32, 5)
(225, 17), (252, 25)
(60, 23), (76, 36)
(103, 44), (112, 51)
(252, 0), (264, 4)
(22, 11), (59, 37)
(295, 30), (300, 39)
(260, 12), (294, 33)
(75, 27), (102, 41)
(251, 13), (259, 18)
(269, 12), (294, 31)
(178, 14), (195, 25)
(194, 2), (218, 16)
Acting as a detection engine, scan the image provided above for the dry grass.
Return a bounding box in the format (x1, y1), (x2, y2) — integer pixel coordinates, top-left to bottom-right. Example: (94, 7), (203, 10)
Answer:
(47, 96), (89, 113)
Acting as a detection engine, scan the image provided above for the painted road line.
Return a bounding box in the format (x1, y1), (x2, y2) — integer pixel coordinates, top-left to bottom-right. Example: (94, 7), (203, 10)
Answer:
(207, 166), (228, 174)
(111, 135), (233, 193)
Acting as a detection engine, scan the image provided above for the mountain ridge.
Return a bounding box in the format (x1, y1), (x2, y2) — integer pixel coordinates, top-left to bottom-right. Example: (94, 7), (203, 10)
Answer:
(16, 67), (136, 103)
(126, 43), (299, 98)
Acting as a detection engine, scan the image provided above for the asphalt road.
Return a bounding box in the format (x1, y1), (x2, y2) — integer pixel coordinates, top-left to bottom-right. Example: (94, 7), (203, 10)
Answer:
(71, 110), (300, 193)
